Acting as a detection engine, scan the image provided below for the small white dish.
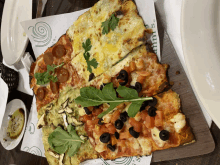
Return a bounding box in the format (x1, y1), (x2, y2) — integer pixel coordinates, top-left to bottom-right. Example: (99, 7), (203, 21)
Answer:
(181, 0), (220, 127)
(0, 99), (27, 150)
(1, 0), (32, 66)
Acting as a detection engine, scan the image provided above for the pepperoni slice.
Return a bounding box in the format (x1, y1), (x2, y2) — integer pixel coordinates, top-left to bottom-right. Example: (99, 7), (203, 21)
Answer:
(50, 81), (59, 94)
(52, 45), (66, 58)
(36, 87), (46, 101)
(43, 52), (54, 65)
(57, 68), (69, 83)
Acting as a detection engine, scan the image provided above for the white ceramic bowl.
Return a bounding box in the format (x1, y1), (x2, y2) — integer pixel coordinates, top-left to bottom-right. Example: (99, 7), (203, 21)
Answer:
(0, 99), (27, 150)
(181, 0), (220, 127)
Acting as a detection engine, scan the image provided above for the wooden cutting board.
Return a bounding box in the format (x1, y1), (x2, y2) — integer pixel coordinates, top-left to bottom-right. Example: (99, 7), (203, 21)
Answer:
(44, 0), (215, 162)
(151, 6), (215, 162)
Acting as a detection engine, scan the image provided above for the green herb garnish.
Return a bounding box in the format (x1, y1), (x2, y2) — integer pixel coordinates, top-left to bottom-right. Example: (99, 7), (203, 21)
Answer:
(34, 63), (64, 85)
(101, 13), (119, 35)
(75, 83), (152, 118)
(48, 125), (84, 157)
(82, 39), (98, 73)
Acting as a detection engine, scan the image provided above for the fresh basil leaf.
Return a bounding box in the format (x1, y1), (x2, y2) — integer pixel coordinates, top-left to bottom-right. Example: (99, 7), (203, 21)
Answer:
(75, 83), (153, 118)
(48, 125), (84, 157)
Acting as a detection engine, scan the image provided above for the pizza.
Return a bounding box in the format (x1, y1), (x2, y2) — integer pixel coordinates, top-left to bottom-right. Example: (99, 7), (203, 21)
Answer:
(29, 0), (195, 165)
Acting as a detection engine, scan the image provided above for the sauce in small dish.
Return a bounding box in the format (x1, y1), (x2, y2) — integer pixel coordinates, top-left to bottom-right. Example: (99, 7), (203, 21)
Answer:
(7, 108), (25, 139)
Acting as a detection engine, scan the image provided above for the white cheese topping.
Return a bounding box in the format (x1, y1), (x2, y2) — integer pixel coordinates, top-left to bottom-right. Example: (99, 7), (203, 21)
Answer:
(137, 137), (152, 155)
(130, 138), (141, 150)
(151, 127), (166, 148)
(170, 113), (186, 133)
(103, 113), (112, 123)
(130, 72), (138, 86)
(59, 154), (64, 165)
(134, 112), (141, 122)
(78, 107), (86, 116)
(95, 142), (106, 153)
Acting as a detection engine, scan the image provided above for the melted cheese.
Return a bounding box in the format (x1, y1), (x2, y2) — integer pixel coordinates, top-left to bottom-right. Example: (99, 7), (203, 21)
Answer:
(130, 72), (138, 86)
(134, 112), (141, 122)
(170, 113), (186, 133)
(103, 113), (112, 123)
(151, 127), (166, 148)
(95, 142), (106, 153)
(78, 107), (86, 116)
(137, 137), (152, 155)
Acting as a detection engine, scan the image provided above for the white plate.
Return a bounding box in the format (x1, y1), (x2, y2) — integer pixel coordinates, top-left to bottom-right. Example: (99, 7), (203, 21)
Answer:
(1, 0), (32, 66)
(181, 0), (220, 127)
(0, 99), (27, 150)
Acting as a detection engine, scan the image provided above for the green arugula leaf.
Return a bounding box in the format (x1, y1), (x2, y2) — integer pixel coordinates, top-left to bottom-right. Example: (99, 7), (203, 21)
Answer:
(75, 83), (153, 118)
(101, 14), (119, 35)
(48, 125), (84, 157)
(34, 63), (64, 85)
(82, 39), (99, 73)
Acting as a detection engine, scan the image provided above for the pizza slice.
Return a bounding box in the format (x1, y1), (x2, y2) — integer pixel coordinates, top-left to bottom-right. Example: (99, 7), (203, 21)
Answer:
(77, 88), (195, 160)
(37, 87), (100, 165)
(69, 0), (152, 82)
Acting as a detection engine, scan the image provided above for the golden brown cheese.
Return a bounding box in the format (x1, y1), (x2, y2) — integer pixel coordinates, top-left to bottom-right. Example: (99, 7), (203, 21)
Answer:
(89, 45), (168, 97)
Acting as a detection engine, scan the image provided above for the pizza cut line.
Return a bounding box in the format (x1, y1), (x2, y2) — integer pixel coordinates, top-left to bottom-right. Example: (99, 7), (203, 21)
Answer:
(30, 0), (195, 165)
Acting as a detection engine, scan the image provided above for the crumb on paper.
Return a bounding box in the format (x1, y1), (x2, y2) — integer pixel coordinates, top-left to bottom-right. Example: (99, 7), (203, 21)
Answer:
(170, 81), (174, 86)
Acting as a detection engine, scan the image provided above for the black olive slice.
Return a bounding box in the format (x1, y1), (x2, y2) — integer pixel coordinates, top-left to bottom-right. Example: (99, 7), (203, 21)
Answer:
(115, 119), (124, 130)
(84, 107), (92, 115)
(148, 106), (157, 117)
(159, 130), (170, 141)
(129, 127), (139, 138)
(100, 133), (111, 143)
(89, 73), (95, 81)
(129, 86), (136, 90)
(114, 87), (119, 98)
(139, 101), (149, 111)
(148, 97), (157, 106)
(114, 132), (119, 139)
(100, 83), (110, 90)
(94, 105), (101, 109)
(98, 118), (104, 125)
(120, 111), (128, 122)
(117, 70), (128, 81)
(100, 85), (104, 90)
(135, 82), (142, 93)
(107, 144), (116, 151)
